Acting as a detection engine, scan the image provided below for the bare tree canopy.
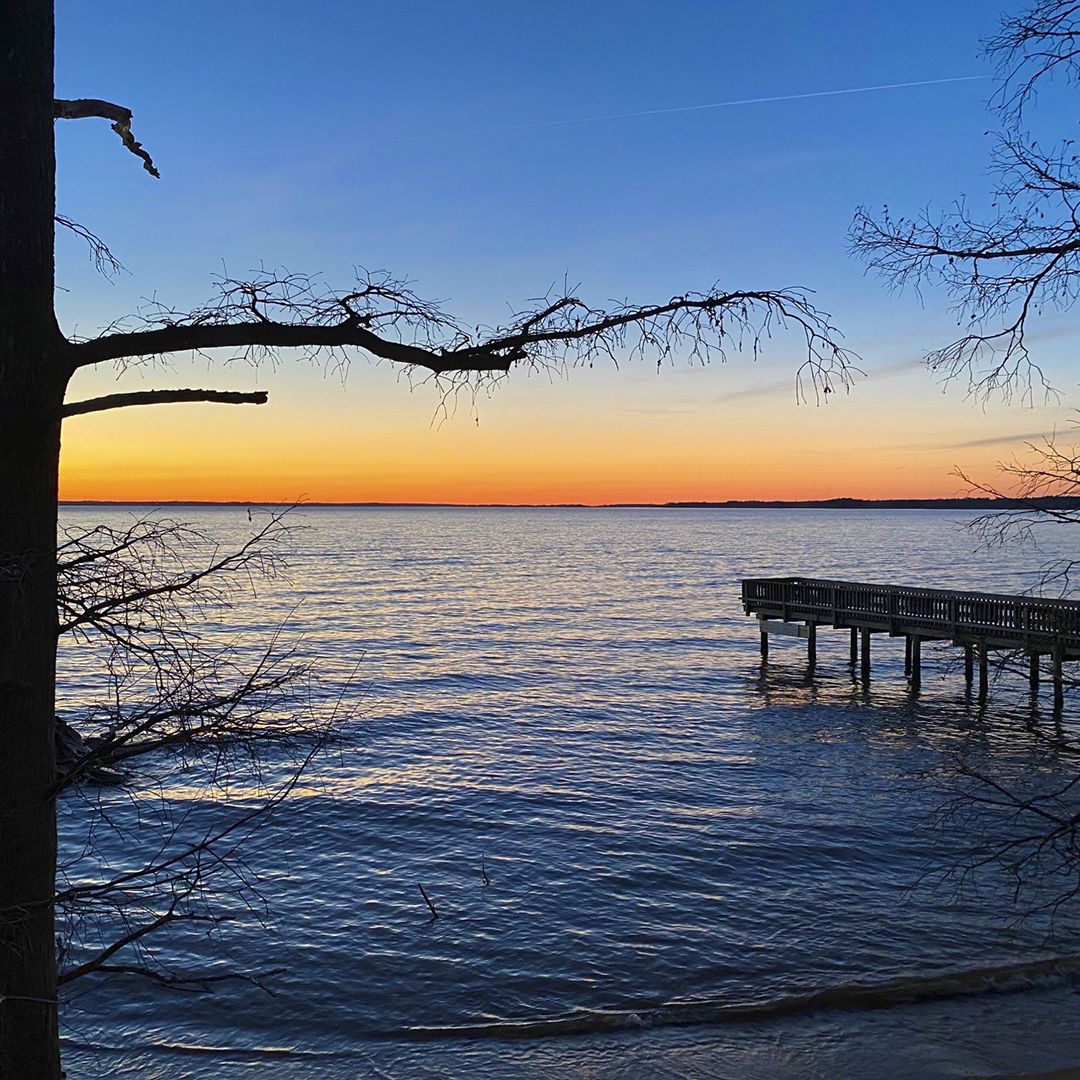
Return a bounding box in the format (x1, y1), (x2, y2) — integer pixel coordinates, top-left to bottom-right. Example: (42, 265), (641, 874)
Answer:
(987, 0), (1080, 123)
(851, 0), (1080, 402)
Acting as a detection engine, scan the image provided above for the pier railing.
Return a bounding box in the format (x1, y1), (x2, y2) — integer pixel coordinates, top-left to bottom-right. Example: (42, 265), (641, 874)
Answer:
(741, 576), (1080, 656)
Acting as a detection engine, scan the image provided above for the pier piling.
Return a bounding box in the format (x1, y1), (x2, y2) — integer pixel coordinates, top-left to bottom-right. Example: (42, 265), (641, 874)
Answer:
(1054, 647), (1064, 712)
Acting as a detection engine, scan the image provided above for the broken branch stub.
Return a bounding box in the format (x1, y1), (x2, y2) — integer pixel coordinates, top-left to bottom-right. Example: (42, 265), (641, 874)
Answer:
(54, 97), (160, 178)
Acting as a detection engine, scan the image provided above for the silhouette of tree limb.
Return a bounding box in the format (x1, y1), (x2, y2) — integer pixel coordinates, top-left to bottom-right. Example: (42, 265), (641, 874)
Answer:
(934, 758), (1080, 918)
(61, 388), (268, 418)
(69, 269), (856, 396)
(955, 420), (1080, 601)
(69, 963), (285, 993)
(51, 509), (351, 993)
(987, 0), (1080, 125)
(54, 97), (160, 177)
(57, 900), (210, 985)
(851, 0), (1080, 402)
(56, 510), (293, 637)
(55, 215), (125, 277)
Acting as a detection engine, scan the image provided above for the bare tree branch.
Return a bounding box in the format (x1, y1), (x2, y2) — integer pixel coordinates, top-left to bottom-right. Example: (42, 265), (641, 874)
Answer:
(955, 418), (1080, 596)
(71, 962), (285, 993)
(851, 2), (1080, 402)
(61, 388), (269, 419)
(75, 317), (487, 373)
(987, 1), (1080, 125)
(54, 215), (125, 277)
(69, 269), (856, 397)
(54, 97), (160, 178)
(932, 755), (1080, 918)
(57, 902), (207, 985)
(57, 510), (293, 636)
(51, 509), (355, 993)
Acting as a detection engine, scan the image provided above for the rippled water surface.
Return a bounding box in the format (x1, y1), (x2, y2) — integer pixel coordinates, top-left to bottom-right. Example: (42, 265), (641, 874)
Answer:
(57, 508), (1080, 1078)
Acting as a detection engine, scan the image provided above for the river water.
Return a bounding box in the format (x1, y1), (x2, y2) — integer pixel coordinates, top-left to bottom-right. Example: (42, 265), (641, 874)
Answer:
(56, 507), (1080, 1078)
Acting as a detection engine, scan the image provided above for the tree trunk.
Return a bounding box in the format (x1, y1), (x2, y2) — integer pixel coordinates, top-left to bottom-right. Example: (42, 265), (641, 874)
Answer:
(0, 391), (65, 1080)
(0, 1), (67, 1076)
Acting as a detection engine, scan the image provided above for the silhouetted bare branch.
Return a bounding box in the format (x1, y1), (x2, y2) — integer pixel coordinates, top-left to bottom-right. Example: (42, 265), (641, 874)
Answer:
(55, 215), (125, 277)
(851, 0), (1080, 402)
(934, 758), (1080, 917)
(56, 510), (294, 638)
(53, 508), (354, 991)
(987, 0), (1080, 125)
(54, 97), (160, 177)
(938, 410), (1080, 916)
(69, 268), (856, 396)
(61, 388), (269, 418)
(955, 419), (1080, 601)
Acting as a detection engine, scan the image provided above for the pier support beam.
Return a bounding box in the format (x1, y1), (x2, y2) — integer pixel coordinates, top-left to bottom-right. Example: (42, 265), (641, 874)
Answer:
(760, 629), (768, 661)
(1030, 652), (1040, 697)
(861, 628), (871, 681)
(904, 636), (912, 677)
(807, 622), (817, 669)
(978, 642), (989, 702)
(1054, 647), (1064, 712)
(910, 636), (921, 691)
(850, 628), (858, 666)
(964, 645), (974, 686)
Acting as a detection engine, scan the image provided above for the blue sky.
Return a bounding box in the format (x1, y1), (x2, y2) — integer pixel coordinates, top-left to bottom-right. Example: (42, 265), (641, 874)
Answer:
(53, 1), (1080, 502)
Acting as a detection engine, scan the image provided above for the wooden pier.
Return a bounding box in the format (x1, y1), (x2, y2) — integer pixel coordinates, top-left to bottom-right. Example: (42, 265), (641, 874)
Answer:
(741, 577), (1080, 709)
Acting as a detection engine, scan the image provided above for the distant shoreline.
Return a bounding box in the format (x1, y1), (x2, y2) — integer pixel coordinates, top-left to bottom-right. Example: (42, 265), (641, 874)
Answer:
(58, 496), (1080, 510)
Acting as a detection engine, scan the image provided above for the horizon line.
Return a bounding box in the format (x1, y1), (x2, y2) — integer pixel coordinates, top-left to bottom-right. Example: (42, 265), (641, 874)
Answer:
(57, 496), (1069, 510)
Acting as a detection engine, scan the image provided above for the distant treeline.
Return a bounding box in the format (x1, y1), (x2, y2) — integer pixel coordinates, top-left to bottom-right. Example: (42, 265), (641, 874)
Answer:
(661, 497), (1080, 510)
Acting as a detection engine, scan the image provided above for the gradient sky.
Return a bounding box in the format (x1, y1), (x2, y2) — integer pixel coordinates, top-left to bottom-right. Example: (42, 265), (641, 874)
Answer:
(54, 1), (1080, 503)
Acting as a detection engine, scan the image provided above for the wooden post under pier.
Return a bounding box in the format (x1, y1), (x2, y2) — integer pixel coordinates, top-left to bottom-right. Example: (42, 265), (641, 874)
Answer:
(964, 645), (974, 686)
(910, 636), (921, 691)
(1054, 646), (1064, 712)
(978, 641), (989, 702)
(861, 628), (871, 681)
(850, 628), (858, 666)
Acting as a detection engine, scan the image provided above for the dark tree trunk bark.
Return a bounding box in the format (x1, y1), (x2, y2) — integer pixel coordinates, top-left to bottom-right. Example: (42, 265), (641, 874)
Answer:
(0, 2), (68, 1077)
(0, 385), (65, 1080)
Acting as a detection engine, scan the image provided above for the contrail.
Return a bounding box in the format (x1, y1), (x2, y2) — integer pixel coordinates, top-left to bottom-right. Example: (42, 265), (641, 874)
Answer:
(387, 74), (988, 145)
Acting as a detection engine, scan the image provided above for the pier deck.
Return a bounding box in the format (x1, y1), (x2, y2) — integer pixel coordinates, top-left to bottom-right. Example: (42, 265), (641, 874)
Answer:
(741, 577), (1080, 707)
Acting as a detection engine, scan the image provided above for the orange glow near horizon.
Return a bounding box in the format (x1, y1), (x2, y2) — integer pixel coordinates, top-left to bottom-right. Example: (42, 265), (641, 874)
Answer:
(58, 358), (1067, 506)
(56, 411), (1033, 506)
(59, 442), (1000, 505)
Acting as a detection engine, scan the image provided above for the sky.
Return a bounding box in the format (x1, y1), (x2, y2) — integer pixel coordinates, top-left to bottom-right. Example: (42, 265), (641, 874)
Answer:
(53, 1), (1080, 504)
